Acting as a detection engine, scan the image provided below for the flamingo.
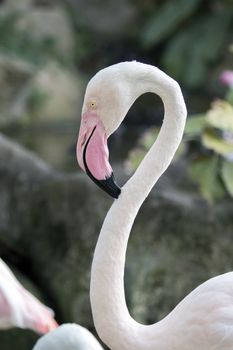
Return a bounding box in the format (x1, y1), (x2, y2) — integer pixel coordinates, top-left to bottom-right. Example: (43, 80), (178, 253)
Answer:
(0, 258), (58, 334)
(0, 261), (103, 350)
(76, 61), (233, 350)
(32, 323), (104, 350)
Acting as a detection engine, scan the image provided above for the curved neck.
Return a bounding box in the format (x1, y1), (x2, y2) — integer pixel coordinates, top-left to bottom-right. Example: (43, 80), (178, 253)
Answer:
(90, 65), (187, 350)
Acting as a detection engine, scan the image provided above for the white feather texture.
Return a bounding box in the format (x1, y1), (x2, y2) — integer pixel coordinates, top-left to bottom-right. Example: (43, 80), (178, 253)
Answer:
(79, 61), (233, 350)
(32, 324), (104, 350)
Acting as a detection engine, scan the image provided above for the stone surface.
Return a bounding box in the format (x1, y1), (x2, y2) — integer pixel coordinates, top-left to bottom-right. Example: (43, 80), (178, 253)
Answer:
(0, 134), (233, 349)
(15, 8), (75, 60)
(28, 62), (84, 121)
(0, 133), (108, 349)
(0, 55), (34, 125)
(2, 0), (32, 8)
(0, 57), (84, 125)
(2, 1), (74, 61)
(0, 0), (82, 126)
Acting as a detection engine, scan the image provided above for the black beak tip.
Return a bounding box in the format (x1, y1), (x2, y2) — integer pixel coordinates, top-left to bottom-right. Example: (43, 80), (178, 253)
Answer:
(98, 173), (121, 199)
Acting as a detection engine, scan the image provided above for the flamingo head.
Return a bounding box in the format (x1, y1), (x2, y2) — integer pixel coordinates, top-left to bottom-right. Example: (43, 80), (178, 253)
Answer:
(76, 63), (138, 199)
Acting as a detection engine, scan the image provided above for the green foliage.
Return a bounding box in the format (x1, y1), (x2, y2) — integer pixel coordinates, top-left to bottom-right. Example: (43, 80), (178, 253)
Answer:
(206, 100), (233, 132)
(126, 87), (233, 203)
(185, 96), (233, 202)
(226, 89), (233, 105)
(162, 10), (232, 88)
(140, 1), (233, 88)
(189, 156), (225, 202)
(27, 87), (49, 116)
(0, 11), (70, 66)
(142, 0), (201, 48)
(202, 128), (233, 156)
(221, 161), (233, 197)
(184, 115), (205, 138)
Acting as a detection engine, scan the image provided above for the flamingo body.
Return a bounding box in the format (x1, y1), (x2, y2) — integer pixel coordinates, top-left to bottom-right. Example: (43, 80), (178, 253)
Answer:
(77, 61), (233, 350)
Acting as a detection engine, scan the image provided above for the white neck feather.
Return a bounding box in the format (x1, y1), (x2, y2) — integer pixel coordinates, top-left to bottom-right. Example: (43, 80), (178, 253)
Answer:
(90, 63), (187, 350)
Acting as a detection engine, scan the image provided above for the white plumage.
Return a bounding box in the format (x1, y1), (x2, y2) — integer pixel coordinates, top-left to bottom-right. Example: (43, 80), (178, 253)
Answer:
(77, 61), (233, 350)
(33, 324), (104, 350)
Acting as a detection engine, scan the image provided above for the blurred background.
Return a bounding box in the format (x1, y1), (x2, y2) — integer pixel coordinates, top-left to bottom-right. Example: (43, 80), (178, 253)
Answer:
(0, 0), (232, 349)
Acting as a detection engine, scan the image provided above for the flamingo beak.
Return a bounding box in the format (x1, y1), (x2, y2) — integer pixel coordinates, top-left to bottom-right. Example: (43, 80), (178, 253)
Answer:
(76, 112), (121, 199)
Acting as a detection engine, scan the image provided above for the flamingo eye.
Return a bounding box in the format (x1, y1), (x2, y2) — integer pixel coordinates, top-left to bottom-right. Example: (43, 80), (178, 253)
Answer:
(89, 100), (97, 109)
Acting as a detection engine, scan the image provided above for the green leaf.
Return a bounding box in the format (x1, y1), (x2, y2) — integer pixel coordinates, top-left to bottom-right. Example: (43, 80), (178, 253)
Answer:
(221, 161), (233, 197)
(141, 0), (201, 48)
(226, 89), (233, 106)
(184, 115), (206, 137)
(202, 129), (233, 156)
(206, 100), (233, 132)
(163, 9), (233, 88)
(189, 156), (225, 202)
(174, 142), (186, 161)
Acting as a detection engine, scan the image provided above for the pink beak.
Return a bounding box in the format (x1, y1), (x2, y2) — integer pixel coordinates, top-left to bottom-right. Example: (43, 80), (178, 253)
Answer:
(76, 112), (121, 198)
(0, 258), (58, 334)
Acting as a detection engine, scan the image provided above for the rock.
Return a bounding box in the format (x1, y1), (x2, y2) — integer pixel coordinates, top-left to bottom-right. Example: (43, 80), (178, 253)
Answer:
(0, 134), (233, 349)
(0, 327), (38, 350)
(2, 0), (32, 9)
(15, 8), (75, 61)
(3, 0), (55, 9)
(0, 55), (34, 125)
(0, 57), (84, 126)
(27, 62), (84, 121)
(1, 2), (74, 61)
(0, 133), (109, 333)
(0, 0), (81, 126)
(127, 196), (233, 323)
